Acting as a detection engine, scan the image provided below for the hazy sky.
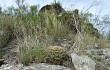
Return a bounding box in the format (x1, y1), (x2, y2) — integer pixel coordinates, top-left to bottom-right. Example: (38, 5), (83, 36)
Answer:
(0, 0), (110, 16)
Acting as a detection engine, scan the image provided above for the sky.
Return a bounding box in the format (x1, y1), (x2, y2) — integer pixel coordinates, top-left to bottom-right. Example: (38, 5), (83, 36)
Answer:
(0, 0), (110, 16)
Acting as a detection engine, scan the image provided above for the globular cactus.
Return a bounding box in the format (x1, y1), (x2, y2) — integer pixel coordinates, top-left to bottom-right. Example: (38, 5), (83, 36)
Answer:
(45, 46), (66, 65)
(44, 46), (75, 69)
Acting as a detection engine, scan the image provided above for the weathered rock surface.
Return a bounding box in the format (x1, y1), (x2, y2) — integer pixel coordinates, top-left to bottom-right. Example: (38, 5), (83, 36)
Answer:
(85, 48), (110, 70)
(71, 53), (96, 70)
(97, 48), (110, 70)
(0, 63), (73, 70)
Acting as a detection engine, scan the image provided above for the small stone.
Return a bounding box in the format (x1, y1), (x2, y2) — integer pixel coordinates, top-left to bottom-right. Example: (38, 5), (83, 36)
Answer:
(0, 59), (4, 66)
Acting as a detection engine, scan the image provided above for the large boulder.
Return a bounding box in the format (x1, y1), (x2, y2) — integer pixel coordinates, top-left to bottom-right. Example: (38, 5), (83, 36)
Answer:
(71, 53), (96, 70)
(39, 3), (65, 14)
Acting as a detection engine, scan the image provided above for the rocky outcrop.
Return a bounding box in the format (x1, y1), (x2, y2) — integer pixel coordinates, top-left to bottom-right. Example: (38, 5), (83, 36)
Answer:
(85, 48), (110, 70)
(39, 3), (65, 14)
(96, 48), (110, 70)
(0, 63), (73, 70)
(71, 53), (96, 70)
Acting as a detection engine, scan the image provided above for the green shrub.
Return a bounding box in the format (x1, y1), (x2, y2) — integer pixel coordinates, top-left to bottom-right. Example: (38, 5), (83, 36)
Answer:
(38, 12), (70, 43)
(18, 45), (47, 65)
(17, 35), (47, 65)
(0, 50), (4, 59)
(0, 14), (13, 48)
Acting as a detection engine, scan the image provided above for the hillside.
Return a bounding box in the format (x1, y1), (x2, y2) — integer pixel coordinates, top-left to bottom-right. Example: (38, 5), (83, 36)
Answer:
(0, 2), (110, 70)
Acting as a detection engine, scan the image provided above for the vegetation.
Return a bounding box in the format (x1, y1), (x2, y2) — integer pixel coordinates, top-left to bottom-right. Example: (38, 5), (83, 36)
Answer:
(0, 50), (4, 59)
(0, 0), (109, 66)
(18, 39), (47, 65)
(45, 46), (67, 65)
(0, 14), (14, 48)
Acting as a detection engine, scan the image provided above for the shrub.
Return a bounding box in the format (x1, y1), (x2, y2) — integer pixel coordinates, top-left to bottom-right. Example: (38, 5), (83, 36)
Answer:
(81, 23), (100, 38)
(18, 44), (47, 65)
(17, 35), (47, 65)
(0, 14), (13, 48)
(0, 50), (4, 59)
(74, 33), (108, 52)
(38, 12), (70, 43)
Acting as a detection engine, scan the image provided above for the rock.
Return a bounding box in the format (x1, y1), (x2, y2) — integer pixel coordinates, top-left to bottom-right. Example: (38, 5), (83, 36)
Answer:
(70, 53), (96, 70)
(0, 63), (73, 70)
(102, 48), (110, 69)
(84, 49), (110, 70)
(0, 59), (4, 66)
(94, 43), (100, 49)
(95, 62), (109, 70)
(103, 48), (110, 59)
